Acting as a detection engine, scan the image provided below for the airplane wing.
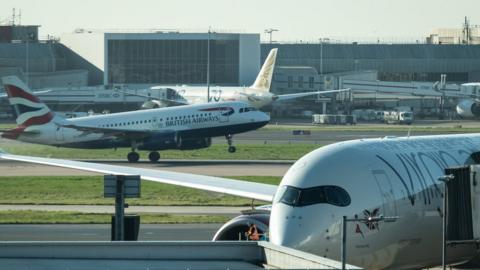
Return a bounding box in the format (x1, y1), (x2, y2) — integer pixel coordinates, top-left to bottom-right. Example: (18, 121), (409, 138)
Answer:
(1, 89), (51, 99)
(352, 89), (438, 97)
(119, 90), (189, 106)
(0, 151), (278, 202)
(275, 88), (350, 101)
(55, 122), (174, 140)
(352, 89), (472, 98)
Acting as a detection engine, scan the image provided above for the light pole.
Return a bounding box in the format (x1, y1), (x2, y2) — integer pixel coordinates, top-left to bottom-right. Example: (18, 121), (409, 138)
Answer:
(207, 27), (211, 103)
(438, 174), (455, 270)
(318, 38), (330, 77)
(319, 38), (323, 76)
(341, 215), (398, 270)
(25, 32), (35, 88)
(26, 37), (29, 87)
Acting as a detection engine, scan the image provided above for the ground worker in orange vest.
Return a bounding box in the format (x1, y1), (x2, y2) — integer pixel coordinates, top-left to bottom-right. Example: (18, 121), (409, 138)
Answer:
(247, 224), (260, 241)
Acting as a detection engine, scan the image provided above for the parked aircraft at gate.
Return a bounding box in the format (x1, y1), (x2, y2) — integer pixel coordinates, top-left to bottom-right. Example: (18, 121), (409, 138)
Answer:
(132, 48), (349, 109)
(352, 80), (480, 118)
(2, 132), (480, 269)
(0, 76), (270, 162)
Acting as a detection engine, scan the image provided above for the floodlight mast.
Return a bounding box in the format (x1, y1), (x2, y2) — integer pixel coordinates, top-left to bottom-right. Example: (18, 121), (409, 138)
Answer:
(207, 27), (211, 103)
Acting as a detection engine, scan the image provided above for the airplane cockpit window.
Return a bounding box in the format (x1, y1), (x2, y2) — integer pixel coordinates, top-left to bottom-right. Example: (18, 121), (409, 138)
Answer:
(239, 107), (257, 113)
(277, 185), (350, 207)
(279, 186), (301, 206)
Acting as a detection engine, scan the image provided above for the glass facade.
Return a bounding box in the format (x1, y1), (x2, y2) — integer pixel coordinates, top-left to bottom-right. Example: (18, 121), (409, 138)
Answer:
(108, 39), (239, 84)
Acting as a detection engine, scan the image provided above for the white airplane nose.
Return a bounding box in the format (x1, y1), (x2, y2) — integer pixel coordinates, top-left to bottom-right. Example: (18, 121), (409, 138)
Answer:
(269, 204), (303, 249)
(260, 112), (270, 122)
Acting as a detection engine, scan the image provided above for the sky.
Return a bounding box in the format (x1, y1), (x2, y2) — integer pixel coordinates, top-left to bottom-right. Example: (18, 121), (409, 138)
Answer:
(2, 0), (480, 42)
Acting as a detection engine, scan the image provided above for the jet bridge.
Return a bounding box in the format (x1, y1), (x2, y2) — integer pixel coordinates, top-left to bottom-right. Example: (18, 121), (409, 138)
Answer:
(444, 165), (480, 242)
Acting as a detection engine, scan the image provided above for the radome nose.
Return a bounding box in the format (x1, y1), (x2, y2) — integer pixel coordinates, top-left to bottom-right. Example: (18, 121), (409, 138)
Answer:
(269, 203), (302, 249)
(261, 112), (270, 122)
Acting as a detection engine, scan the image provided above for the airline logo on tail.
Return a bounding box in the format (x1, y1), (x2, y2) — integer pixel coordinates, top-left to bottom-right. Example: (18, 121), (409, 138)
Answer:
(2, 76), (53, 127)
(251, 48), (278, 91)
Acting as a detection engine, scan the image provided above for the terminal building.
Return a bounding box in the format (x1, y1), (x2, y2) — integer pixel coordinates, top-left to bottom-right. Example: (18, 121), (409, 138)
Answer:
(3, 22), (480, 119)
(0, 25), (102, 88)
(261, 43), (480, 116)
(105, 32), (259, 86)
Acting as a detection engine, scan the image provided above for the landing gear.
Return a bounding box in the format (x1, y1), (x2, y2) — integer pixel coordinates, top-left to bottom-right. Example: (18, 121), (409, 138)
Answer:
(226, 134), (236, 153)
(148, 151), (160, 163)
(127, 152), (140, 163)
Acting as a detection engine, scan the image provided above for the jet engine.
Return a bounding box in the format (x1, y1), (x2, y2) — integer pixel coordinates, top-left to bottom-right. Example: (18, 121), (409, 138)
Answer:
(212, 210), (270, 241)
(175, 136), (212, 150)
(139, 133), (177, 150)
(141, 100), (166, 109)
(456, 99), (480, 118)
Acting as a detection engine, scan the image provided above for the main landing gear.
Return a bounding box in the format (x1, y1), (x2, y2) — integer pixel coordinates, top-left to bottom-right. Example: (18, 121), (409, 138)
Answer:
(127, 151), (161, 163)
(127, 151), (140, 163)
(148, 151), (160, 163)
(226, 134), (236, 153)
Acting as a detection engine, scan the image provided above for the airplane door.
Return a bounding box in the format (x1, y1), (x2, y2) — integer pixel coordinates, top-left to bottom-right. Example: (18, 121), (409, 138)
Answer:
(372, 170), (397, 216)
(55, 127), (64, 141)
(219, 107), (233, 123)
(471, 166), (480, 239)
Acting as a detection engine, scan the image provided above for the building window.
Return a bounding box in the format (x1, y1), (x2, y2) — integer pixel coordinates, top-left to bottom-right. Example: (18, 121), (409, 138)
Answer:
(107, 39), (239, 85)
(298, 76), (304, 88)
(309, 77), (314, 88)
(287, 76), (293, 88)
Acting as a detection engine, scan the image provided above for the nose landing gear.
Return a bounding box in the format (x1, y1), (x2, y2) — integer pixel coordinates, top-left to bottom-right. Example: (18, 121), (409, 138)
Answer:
(226, 134), (236, 153)
(127, 142), (140, 163)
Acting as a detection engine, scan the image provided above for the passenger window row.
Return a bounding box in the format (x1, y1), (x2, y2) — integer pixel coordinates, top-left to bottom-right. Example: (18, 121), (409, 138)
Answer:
(100, 112), (214, 128)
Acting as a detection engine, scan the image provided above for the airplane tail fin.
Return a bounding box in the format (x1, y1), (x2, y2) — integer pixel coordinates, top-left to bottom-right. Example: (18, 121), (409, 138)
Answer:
(2, 76), (55, 127)
(251, 48), (278, 92)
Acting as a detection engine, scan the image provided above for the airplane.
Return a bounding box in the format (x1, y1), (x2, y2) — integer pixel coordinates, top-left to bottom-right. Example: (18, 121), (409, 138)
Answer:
(352, 81), (480, 118)
(127, 48), (350, 109)
(0, 89), (52, 98)
(2, 133), (480, 269)
(0, 76), (270, 163)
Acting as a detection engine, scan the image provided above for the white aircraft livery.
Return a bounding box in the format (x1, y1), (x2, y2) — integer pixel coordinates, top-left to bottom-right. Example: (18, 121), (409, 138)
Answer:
(1, 76), (270, 162)
(137, 48), (349, 109)
(2, 133), (480, 269)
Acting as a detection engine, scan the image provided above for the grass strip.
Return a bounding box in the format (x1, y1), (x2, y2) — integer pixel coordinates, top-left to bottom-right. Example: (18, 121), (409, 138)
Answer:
(262, 124), (480, 133)
(0, 210), (230, 224)
(0, 175), (281, 206)
(0, 143), (319, 160)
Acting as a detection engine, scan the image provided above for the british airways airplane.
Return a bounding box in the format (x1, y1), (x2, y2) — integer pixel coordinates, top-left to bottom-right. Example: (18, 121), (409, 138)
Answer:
(0, 76), (270, 162)
(136, 48), (349, 109)
(2, 133), (480, 268)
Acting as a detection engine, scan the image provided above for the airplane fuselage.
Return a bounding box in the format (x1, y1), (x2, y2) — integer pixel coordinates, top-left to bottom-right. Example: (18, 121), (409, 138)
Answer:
(153, 85), (275, 109)
(270, 134), (480, 269)
(11, 101), (270, 151)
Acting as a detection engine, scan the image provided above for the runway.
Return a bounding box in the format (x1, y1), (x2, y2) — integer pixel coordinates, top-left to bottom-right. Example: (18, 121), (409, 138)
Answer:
(0, 159), (291, 177)
(0, 224), (221, 241)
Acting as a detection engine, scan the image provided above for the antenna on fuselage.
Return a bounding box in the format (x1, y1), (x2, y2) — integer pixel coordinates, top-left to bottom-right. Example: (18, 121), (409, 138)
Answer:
(407, 127), (412, 138)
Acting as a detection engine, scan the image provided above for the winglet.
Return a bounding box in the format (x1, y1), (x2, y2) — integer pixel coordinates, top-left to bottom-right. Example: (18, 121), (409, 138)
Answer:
(251, 48), (278, 92)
